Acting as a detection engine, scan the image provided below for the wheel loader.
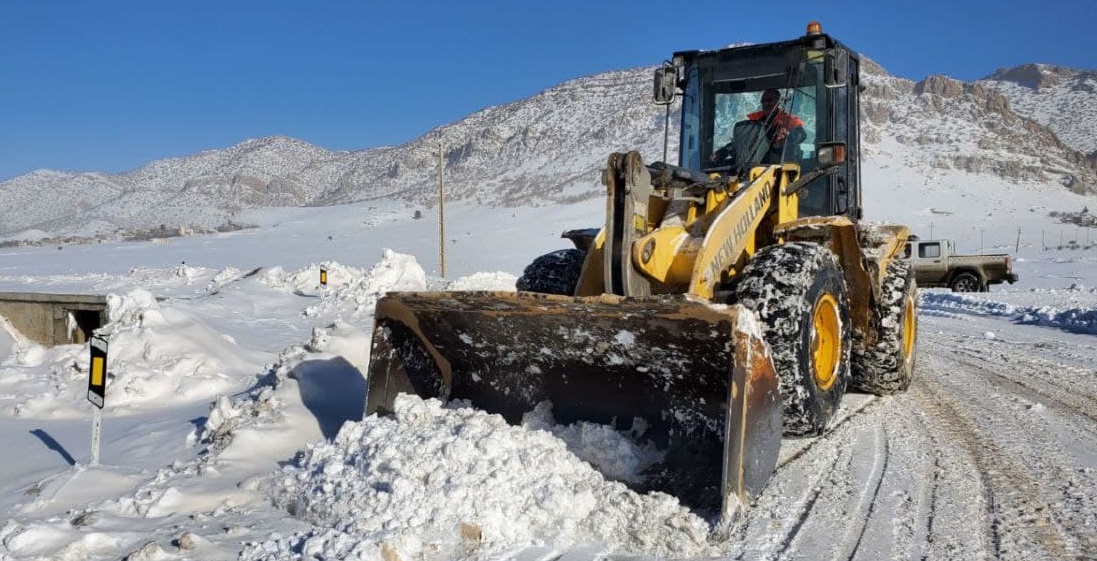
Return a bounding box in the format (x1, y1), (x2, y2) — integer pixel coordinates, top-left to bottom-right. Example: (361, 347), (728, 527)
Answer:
(365, 22), (918, 524)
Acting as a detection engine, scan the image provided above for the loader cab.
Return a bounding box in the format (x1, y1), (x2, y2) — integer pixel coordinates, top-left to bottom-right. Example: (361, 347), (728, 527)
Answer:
(663, 24), (863, 219)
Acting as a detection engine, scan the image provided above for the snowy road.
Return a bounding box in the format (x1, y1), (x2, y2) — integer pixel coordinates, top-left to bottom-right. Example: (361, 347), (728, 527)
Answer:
(726, 309), (1097, 561)
(239, 286), (1097, 561)
(4, 257), (1097, 560)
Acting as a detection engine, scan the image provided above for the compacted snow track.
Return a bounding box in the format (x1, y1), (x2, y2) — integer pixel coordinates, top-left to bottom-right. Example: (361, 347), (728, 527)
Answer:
(727, 311), (1097, 561)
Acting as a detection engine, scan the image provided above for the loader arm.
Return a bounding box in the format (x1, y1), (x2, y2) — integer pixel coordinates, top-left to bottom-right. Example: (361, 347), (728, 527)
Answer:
(597, 155), (803, 300)
(687, 165), (801, 299)
(601, 152), (653, 296)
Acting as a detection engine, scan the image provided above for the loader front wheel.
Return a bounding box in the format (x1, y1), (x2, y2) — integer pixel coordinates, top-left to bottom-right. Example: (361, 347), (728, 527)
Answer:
(516, 249), (585, 295)
(736, 242), (851, 436)
(851, 260), (917, 394)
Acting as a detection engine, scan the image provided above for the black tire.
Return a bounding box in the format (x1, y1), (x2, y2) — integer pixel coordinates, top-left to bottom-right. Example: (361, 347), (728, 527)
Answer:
(950, 271), (980, 292)
(736, 242), (851, 436)
(851, 259), (917, 395)
(515, 249), (585, 295)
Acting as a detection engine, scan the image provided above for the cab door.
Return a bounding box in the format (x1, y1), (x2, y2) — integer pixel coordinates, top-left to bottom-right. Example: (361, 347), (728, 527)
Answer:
(911, 241), (948, 284)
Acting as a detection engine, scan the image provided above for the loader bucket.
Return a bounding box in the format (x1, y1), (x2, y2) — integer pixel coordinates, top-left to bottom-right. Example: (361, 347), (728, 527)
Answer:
(366, 291), (782, 519)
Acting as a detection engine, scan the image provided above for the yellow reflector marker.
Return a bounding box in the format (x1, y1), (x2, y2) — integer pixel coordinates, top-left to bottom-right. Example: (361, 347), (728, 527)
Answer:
(91, 356), (105, 387)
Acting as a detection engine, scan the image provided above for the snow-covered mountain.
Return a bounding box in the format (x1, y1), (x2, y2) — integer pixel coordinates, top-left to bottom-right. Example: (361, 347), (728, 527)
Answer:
(2, 58), (1095, 243)
(862, 60), (1096, 194)
(979, 64), (1097, 157)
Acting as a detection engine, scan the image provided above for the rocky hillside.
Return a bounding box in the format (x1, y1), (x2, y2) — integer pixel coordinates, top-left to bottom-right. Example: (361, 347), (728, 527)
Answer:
(860, 59), (1097, 195)
(1, 57), (1095, 242)
(979, 64), (1097, 157)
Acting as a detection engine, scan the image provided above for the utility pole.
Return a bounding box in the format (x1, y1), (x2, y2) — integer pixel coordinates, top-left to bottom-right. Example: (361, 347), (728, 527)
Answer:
(1015, 227), (1021, 253)
(438, 143), (446, 278)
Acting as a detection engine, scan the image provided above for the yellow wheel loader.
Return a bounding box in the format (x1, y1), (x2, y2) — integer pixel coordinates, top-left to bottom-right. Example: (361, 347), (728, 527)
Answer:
(365, 22), (918, 524)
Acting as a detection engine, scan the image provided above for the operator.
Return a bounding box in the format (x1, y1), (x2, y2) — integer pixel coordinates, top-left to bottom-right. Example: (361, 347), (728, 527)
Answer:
(710, 88), (806, 165)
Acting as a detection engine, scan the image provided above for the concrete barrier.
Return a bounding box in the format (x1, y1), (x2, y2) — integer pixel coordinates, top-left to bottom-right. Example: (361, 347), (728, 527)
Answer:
(0, 292), (108, 346)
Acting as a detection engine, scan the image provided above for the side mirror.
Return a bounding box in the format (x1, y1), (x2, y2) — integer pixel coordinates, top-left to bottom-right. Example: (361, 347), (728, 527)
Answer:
(823, 49), (848, 88)
(653, 65), (677, 105)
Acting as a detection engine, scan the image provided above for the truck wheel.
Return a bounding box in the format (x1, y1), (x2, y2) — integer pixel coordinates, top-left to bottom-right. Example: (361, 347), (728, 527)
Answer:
(851, 260), (917, 395)
(516, 249), (585, 295)
(950, 272), (980, 292)
(736, 242), (851, 436)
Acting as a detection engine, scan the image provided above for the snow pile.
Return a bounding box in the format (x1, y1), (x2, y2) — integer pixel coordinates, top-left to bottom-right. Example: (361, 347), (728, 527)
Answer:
(1016, 305), (1097, 334)
(196, 319), (370, 457)
(444, 271), (519, 291)
(0, 316), (18, 359)
(189, 252), (434, 466)
(920, 289), (1097, 333)
(293, 251), (428, 318)
(118, 264), (209, 292)
(519, 401), (665, 483)
(918, 292), (1019, 318)
(90, 289), (264, 410)
(0, 337), (79, 417)
(0, 289), (264, 418)
(205, 266), (253, 293)
(245, 395), (720, 561)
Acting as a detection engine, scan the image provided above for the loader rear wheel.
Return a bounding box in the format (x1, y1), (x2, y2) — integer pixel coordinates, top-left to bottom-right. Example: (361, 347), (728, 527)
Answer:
(515, 249), (585, 295)
(851, 260), (918, 394)
(736, 242), (851, 436)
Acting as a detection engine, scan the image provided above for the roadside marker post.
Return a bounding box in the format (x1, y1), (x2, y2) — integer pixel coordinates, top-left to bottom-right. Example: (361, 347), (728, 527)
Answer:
(88, 333), (108, 466)
(320, 267), (328, 286)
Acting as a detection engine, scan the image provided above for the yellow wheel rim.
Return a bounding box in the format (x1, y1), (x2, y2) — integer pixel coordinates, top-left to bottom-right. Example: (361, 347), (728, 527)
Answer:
(903, 294), (917, 359)
(812, 293), (841, 391)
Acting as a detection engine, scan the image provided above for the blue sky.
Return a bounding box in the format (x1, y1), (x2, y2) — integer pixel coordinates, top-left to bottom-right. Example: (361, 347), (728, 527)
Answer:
(1, 0), (1092, 182)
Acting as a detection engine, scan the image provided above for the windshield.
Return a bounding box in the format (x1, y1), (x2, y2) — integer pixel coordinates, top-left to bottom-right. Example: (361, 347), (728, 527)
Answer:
(708, 86), (817, 169)
(678, 45), (832, 215)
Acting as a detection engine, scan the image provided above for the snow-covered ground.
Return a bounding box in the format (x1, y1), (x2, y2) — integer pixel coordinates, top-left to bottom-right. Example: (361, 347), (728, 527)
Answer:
(1, 187), (1096, 560)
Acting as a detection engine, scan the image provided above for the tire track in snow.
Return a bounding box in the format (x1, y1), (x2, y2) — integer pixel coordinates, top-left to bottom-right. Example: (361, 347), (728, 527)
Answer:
(896, 393), (951, 561)
(942, 338), (1097, 430)
(916, 345), (1092, 560)
(908, 377), (1001, 559)
(842, 424), (890, 561)
(838, 423), (890, 561)
(743, 399), (897, 561)
(916, 456), (943, 561)
(834, 395), (946, 561)
(775, 396), (880, 470)
(771, 479), (827, 559)
(731, 415), (856, 560)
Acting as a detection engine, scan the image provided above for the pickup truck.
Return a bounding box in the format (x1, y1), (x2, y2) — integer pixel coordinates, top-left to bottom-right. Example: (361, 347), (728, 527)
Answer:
(901, 238), (1019, 292)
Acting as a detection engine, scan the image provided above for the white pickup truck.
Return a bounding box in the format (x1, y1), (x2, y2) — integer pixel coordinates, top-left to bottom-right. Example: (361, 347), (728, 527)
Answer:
(902, 238), (1019, 292)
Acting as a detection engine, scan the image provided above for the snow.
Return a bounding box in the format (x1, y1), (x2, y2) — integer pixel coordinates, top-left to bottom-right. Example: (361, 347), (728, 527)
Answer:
(253, 396), (708, 561)
(2, 167), (1097, 560)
